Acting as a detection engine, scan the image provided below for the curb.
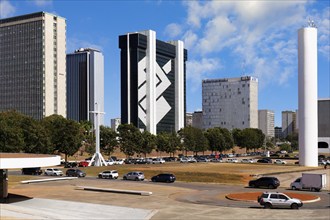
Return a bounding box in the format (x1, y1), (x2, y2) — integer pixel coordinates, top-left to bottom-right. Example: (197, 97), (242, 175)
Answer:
(21, 177), (77, 184)
(76, 186), (152, 196)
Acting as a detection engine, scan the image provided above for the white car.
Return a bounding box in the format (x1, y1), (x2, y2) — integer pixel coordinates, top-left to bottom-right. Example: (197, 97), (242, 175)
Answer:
(226, 158), (238, 163)
(258, 192), (303, 209)
(44, 168), (63, 176)
(98, 170), (119, 179)
(152, 158), (165, 164)
(274, 159), (287, 164)
(105, 159), (114, 166)
(113, 159), (125, 165)
(241, 158), (254, 163)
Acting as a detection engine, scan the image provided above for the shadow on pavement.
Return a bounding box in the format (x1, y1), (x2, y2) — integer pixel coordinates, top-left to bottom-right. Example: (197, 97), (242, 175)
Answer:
(0, 193), (33, 204)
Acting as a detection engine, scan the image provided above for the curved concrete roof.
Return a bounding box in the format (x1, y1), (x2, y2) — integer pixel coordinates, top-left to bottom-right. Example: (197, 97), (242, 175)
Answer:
(0, 153), (61, 169)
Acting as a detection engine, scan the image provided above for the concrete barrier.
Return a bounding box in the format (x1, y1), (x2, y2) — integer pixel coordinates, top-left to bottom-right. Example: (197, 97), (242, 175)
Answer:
(21, 177), (77, 184)
(76, 186), (152, 196)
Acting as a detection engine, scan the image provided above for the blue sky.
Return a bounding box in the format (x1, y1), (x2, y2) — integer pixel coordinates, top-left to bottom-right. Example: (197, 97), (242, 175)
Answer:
(1, 0), (329, 127)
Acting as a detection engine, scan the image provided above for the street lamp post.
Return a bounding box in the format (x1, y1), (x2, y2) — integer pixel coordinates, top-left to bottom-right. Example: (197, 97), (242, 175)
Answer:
(88, 103), (106, 166)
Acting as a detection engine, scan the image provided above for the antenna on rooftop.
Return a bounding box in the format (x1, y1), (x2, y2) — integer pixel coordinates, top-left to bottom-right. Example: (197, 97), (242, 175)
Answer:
(307, 17), (317, 28)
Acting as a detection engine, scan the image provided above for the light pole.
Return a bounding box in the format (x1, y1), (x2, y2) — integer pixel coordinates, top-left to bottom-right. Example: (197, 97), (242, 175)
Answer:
(88, 102), (106, 166)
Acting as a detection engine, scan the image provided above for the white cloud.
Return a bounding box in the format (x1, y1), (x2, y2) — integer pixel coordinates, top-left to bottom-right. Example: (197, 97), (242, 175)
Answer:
(0, 0), (15, 18)
(183, 30), (198, 50)
(178, 1), (311, 88)
(315, 7), (330, 59)
(186, 58), (221, 91)
(67, 38), (103, 54)
(164, 23), (182, 38)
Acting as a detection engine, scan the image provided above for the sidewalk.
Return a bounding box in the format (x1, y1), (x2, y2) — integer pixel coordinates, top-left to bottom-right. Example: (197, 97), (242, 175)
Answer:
(1, 198), (156, 220)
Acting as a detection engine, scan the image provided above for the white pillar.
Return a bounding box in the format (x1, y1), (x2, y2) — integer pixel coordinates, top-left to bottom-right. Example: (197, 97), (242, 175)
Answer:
(298, 26), (318, 167)
(140, 30), (156, 134)
(170, 40), (185, 132)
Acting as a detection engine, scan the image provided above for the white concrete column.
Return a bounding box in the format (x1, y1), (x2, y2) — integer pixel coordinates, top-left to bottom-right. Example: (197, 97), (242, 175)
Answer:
(171, 40), (185, 132)
(298, 27), (318, 167)
(141, 30), (156, 134)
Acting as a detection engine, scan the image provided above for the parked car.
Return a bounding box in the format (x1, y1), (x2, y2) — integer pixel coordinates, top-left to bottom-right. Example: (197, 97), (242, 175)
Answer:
(113, 159), (125, 165)
(98, 170), (119, 179)
(22, 167), (42, 175)
(151, 173), (176, 183)
(78, 161), (89, 167)
(44, 168), (63, 176)
(105, 159), (114, 166)
(274, 159), (287, 164)
(66, 169), (86, 177)
(241, 158), (254, 163)
(64, 162), (78, 168)
(226, 158), (238, 163)
(258, 192), (303, 209)
(257, 159), (272, 163)
(210, 158), (223, 163)
(152, 158), (165, 164)
(249, 177), (280, 189)
(123, 171), (144, 181)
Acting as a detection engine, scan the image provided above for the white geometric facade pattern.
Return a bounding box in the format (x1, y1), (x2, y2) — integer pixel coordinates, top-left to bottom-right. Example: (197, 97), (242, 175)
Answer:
(138, 57), (172, 126)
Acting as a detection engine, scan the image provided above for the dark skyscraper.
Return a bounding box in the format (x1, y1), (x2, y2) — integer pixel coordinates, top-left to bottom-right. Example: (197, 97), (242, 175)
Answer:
(119, 30), (187, 134)
(66, 48), (104, 124)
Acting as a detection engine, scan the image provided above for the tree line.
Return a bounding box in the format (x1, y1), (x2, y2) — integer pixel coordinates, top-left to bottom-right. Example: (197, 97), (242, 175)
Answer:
(0, 111), (266, 159)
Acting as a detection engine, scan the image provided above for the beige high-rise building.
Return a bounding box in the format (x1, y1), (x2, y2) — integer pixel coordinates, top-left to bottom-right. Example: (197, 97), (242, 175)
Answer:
(258, 110), (275, 138)
(282, 111), (296, 138)
(0, 12), (66, 119)
(202, 76), (258, 130)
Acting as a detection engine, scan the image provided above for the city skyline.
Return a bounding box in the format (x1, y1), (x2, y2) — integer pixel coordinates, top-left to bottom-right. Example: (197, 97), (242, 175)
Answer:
(1, 0), (329, 126)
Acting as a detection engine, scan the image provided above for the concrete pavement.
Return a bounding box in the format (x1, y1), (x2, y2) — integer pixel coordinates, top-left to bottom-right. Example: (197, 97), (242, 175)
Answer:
(2, 174), (330, 220)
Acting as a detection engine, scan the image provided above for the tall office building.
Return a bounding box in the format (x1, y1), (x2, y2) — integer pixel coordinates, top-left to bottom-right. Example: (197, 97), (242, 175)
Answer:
(202, 76), (258, 130)
(318, 98), (330, 153)
(67, 48), (104, 125)
(281, 110), (296, 138)
(275, 127), (283, 140)
(119, 30), (187, 134)
(111, 118), (121, 132)
(186, 113), (193, 127)
(0, 12), (66, 119)
(192, 111), (203, 129)
(258, 110), (275, 138)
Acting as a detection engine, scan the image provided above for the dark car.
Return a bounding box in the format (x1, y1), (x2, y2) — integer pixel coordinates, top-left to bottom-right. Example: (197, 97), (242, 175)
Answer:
(249, 177), (280, 189)
(257, 159), (272, 163)
(22, 167), (42, 175)
(151, 173), (176, 183)
(66, 169), (86, 177)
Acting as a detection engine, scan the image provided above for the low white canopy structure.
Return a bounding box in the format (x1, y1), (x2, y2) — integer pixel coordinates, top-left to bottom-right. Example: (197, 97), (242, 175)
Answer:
(0, 153), (61, 169)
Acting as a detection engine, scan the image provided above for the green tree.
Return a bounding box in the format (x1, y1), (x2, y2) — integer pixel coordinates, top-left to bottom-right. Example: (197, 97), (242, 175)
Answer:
(156, 132), (180, 156)
(139, 131), (156, 158)
(178, 126), (208, 155)
(232, 128), (243, 147)
(240, 128), (265, 152)
(0, 110), (25, 152)
(219, 128), (234, 152)
(100, 125), (118, 156)
(205, 127), (224, 153)
(117, 124), (142, 157)
(21, 117), (53, 154)
(156, 132), (170, 155)
(41, 115), (83, 161)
